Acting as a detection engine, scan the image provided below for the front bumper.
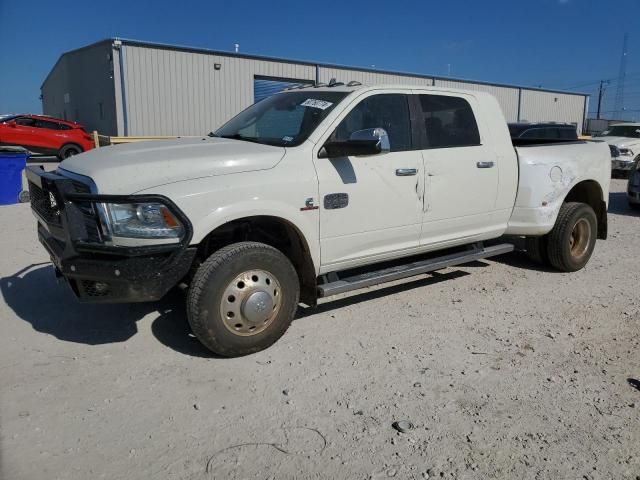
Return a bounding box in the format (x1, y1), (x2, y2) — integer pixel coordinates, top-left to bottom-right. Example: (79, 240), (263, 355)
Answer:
(611, 157), (635, 171)
(26, 166), (195, 303)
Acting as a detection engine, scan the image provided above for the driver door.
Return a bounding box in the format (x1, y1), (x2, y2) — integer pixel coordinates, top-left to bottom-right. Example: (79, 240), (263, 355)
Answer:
(3, 117), (38, 149)
(312, 92), (424, 270)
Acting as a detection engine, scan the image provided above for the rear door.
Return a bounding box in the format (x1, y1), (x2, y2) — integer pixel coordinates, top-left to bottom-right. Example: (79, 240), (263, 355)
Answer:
(414, 93), (500, 245)
(32, 118), (66, 151)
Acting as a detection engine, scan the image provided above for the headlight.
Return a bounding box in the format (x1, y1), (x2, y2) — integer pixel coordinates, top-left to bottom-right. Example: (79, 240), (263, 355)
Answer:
(97, 202), (185, 246)
(619, 148), (634, 157)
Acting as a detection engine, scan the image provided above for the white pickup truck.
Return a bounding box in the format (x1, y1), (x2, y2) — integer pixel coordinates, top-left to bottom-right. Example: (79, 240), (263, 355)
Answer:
(27, 84), (611, 356)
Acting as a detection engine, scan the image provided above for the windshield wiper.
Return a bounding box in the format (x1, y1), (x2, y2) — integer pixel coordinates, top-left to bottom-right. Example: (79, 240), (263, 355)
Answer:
(215, 133), (264, 144)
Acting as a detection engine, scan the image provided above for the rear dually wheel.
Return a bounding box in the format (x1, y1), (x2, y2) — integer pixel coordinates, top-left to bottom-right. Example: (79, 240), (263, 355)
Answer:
(546, 202), (597, 272)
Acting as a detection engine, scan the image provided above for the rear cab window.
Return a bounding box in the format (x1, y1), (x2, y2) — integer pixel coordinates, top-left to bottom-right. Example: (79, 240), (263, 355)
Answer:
(416, 94), (481, 149)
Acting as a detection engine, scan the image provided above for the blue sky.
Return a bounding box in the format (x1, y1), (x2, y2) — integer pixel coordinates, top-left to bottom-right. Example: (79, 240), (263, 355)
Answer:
(1, 0), (639, 120)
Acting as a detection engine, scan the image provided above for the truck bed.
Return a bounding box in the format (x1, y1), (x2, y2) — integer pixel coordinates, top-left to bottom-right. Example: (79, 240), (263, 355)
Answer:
(505, 140), (611, 236)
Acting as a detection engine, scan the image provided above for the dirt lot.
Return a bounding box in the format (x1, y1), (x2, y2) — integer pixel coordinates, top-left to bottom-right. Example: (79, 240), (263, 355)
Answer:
(1, 179), (638, 480)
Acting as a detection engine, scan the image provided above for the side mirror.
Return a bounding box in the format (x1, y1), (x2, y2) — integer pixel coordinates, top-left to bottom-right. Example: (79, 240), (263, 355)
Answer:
(6, 121), (17, 128)
(320, 127), (390, 158)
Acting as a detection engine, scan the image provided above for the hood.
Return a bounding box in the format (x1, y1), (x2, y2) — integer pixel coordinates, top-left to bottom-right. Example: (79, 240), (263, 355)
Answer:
(59, 137), (286, 194)
(595, 136), (640, 148)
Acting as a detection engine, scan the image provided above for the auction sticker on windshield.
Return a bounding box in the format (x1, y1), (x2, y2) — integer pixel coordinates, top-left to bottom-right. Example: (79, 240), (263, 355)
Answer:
(301, 99), (333, 110)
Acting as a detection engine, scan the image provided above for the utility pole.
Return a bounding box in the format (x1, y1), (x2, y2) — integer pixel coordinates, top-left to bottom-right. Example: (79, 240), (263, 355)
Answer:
(596, 80), (610, 120)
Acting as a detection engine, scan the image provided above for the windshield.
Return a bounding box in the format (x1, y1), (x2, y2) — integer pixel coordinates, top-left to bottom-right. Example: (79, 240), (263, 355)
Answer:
(0, 115), (19, 123)
(598, 125), (640, 138)
(213, 91), (349, 147)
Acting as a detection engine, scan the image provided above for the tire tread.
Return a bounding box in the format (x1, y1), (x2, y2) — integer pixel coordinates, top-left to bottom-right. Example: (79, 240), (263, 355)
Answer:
(547, 202), (596, 272)
(525, 235), (548, 265)
(187, 242), (299, 357)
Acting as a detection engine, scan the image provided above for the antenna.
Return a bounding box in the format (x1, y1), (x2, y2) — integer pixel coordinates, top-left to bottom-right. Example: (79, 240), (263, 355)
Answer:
(613, 33), (628, 119)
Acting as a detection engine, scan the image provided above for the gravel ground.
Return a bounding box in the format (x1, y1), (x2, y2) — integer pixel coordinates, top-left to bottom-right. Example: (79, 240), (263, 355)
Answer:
(1, 179), (638, 480)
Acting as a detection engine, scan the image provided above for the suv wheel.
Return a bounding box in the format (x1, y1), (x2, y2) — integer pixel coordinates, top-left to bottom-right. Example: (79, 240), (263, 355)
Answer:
(58, 144), (82, 160)
(187, 242), (300, 357)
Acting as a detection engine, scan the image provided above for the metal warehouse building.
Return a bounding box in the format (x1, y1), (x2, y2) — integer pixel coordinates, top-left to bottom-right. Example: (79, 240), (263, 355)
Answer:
(41, 38), (589, 136)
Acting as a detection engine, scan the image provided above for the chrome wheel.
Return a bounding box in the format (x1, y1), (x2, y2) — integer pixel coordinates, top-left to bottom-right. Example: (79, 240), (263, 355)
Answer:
(220, 269), (281, 336)
(569, 218), (591, 260)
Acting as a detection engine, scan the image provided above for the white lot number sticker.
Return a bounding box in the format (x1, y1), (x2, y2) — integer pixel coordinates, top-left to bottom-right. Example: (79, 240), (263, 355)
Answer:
(301, 99), (333, 110)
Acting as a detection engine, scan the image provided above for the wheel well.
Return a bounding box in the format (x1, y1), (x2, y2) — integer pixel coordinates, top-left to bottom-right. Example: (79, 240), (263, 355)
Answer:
(196, 216), (317, 306)
(564, 180), (607, 239)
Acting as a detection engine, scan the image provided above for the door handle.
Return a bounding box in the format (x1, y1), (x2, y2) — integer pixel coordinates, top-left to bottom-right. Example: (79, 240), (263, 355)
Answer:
(476, 161), (495, 169)
(396, 168), (417, 176)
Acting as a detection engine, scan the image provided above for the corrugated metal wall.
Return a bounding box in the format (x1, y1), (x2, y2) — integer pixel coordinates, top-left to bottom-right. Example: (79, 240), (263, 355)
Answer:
(317, 67), (433, 87)
(41, 57), (69, 119)
(105, 41), (587, 136)
(120, 45), (316, 135)
(433, 79), (520, 122)
(519, 89), (586, 130)
(42, 41), (118, 135)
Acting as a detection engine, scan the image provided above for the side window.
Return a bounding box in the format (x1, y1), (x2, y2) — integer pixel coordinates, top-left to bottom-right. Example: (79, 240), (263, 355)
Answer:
(521, 128), (550, 139)
(15, 117), (36, 127)
(331, 94), (412, 152)
(560, 127), (576, 140)
(58, 124), (72, 130)
(34, 119), (59, 130)
(418, 95), (481, 148)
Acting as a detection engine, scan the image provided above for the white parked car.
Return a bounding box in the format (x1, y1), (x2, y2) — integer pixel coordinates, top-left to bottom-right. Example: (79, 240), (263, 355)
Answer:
(27, 84), (611, 356)
(595, 123), (640, 175)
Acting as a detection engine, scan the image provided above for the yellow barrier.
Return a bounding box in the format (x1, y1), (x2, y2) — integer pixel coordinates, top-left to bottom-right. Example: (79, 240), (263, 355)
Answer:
(91, 131), (199, 148)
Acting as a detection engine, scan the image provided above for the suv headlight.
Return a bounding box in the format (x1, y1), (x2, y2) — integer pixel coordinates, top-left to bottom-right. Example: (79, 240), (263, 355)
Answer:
(609, 145), (620, 157)
(96, 202), (185, 246)
(619, 147), (634, 157)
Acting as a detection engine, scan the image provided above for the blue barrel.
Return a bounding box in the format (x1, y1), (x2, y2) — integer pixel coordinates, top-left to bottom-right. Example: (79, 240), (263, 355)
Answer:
(0, 146), (29, 205)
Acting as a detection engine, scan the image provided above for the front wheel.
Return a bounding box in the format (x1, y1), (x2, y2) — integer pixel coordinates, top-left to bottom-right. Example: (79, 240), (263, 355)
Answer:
(547, 202), (597, 272)
(186, 242), (300, 357)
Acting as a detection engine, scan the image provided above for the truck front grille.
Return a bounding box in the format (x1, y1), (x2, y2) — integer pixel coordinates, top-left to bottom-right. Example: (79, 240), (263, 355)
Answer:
(29, 177), (102, 243)
(28, 181), (62, 225)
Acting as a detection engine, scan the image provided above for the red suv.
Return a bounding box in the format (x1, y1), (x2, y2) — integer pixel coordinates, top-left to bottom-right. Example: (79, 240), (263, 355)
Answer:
(0, 114), (95, 159)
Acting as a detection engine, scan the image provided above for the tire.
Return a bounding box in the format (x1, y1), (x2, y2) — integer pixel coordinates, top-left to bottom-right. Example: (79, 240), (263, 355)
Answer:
(57, 144), (82, 160)
(547, 202), (597, 272)
(525, 235), (549, 266)
(186, 242), (300, 357)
